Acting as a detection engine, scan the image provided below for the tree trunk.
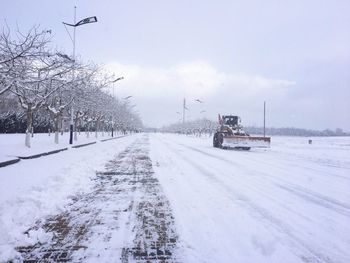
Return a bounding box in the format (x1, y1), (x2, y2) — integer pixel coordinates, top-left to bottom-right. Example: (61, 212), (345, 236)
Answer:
(74, 114), (79, 141)
(54, 115), (59, 144)
(95, 120), (99, 138)
(55, 131), (59, 144)
(25, 132), (31, 148)
(25, 108), (32, 148)
(78, 119), (81, 135)
(74, 120), (78, 141)
(60, 118), (64, 135)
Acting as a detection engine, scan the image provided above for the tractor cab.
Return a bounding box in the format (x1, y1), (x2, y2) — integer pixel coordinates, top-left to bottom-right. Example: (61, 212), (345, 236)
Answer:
(222, 115), (239, 127)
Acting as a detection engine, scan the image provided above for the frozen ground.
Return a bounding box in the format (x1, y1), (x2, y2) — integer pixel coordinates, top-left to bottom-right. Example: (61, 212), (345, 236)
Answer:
(0, 133), (349, 262)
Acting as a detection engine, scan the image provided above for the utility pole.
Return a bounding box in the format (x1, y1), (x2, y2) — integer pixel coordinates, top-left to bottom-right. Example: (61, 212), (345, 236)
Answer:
(182, 98), (186, 124)
(263, 101), (266, 137)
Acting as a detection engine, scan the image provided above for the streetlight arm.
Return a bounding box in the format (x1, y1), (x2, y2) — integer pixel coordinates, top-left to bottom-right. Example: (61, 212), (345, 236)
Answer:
(63, 16), (98, 27)
(113, 77), (124, 82)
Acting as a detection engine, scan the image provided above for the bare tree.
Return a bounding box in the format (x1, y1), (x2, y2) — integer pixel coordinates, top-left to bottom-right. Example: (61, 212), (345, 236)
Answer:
(0, 26), (51, 95)
(1, 26), (74, 147)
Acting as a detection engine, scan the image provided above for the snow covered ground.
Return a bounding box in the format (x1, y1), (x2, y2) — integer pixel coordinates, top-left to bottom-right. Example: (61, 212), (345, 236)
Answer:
(150, 134), (350, 263)
(0, 133), (349, 262)
(0, 133), (137, 261)
(0, 132), (122, 162)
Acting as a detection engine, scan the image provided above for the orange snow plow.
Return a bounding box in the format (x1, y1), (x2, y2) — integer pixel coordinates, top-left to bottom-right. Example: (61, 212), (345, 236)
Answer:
(213, 115), (271, 150)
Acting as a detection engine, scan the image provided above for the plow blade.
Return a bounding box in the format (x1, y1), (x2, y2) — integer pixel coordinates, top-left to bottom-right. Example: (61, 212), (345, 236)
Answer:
(222, 135), (271, 148)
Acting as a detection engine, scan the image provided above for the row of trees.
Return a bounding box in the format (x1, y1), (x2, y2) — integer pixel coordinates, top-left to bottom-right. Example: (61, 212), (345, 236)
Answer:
(245, 126), (349, 137)
(0, 26), (142, 147)
(161, 118), (217, 136)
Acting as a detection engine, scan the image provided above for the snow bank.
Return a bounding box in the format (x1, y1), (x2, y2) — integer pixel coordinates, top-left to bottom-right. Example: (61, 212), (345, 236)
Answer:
(0, 134), (138, 262)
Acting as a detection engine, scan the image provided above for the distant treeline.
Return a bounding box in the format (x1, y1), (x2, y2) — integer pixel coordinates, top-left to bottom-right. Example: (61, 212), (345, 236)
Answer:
(158, 118), (349, 137)
(245, 126), (349, 137)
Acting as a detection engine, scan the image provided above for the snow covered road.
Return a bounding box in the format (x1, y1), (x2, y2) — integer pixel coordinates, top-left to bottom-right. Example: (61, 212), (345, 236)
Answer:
(10, 134), (179, 262)
(150, 134), (350, 263)
(1, 133), (349, 262)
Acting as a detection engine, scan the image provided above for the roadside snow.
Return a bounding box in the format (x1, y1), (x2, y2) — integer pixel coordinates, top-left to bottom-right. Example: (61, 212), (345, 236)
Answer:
(0, 132), (121, 162)
(0, 134), (138, 262)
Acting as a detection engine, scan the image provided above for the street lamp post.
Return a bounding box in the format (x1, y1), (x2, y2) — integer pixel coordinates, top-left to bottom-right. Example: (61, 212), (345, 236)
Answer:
(69, 7), (76, 145)
(263, 101), (266, 137)
(111, 117), (114, 138)
(195, 99), (205, 120)
(112, 77), (124, 98)
(176, 111), (181, 123)
(122, 95), (133, 107)
(63, 7), (98, 144)
(110, 77), (124, 136)
(182, 98), (189, 124)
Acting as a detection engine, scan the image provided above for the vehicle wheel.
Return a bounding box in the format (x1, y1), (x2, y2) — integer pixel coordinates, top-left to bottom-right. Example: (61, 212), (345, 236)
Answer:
(213, 133), (218, 147)
(217, 133), (224, 148)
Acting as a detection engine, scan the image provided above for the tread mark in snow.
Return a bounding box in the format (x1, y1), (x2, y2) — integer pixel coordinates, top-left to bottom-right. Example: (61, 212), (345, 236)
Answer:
(17, 135), (179, 262)
(178, 141), (350, 217)
(159, 137), (337, 263)
(120, 136), (179, 262)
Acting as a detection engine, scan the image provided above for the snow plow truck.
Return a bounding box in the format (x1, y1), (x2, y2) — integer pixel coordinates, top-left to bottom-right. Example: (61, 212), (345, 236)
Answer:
(213, 115), (270, 150)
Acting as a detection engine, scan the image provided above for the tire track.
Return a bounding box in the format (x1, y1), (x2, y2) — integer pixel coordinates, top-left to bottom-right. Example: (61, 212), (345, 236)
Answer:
(173, 140), (350, 217)
(156, 136), (339, 263)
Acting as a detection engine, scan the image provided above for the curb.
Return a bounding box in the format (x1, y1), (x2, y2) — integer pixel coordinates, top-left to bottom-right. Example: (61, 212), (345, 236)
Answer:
(0, 158), (21, 168)
(72, 142), (97, 148)
(17, 148), (68, 160)
(0, 135), (129, 168)
(100, 135), (126, 142)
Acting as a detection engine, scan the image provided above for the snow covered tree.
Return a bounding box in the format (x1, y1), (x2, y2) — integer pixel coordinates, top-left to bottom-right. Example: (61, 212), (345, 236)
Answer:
(0, 26), (74, 147)
(0, 26), (51, 95)
(1, 26), (144, 145)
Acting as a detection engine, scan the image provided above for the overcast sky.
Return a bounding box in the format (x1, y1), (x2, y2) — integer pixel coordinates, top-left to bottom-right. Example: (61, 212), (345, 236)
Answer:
(2, 0), (350, 130)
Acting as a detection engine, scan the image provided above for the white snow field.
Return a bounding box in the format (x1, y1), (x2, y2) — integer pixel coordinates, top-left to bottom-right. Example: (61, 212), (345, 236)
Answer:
(0, 133), (349, 262)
